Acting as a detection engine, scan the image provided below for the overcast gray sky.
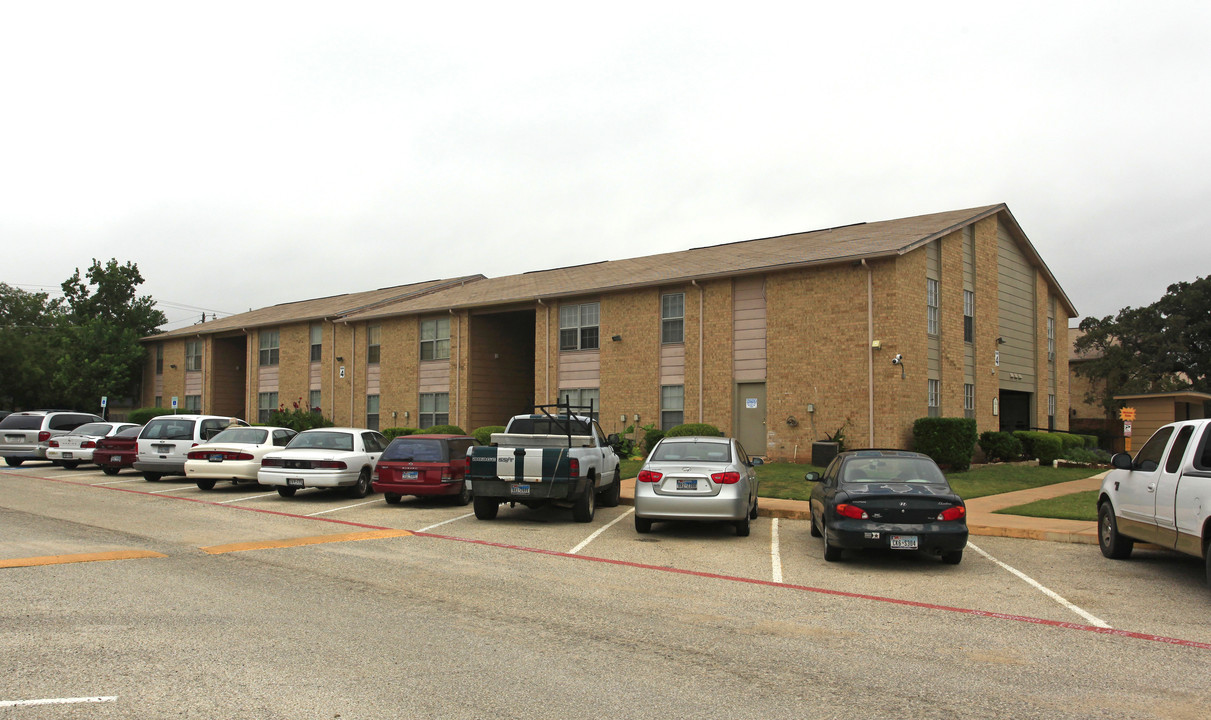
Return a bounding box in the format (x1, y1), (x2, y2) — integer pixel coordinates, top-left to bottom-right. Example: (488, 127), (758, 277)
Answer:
(3, 1), (1209, 332)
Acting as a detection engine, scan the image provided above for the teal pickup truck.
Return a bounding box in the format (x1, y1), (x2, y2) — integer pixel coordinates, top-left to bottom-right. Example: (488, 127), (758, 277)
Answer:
(466, 403), (622, 523)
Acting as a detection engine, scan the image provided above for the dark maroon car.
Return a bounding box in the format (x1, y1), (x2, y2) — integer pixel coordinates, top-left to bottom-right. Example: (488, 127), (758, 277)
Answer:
(94, 425), (142, 476)
(373, 434), (478, 505)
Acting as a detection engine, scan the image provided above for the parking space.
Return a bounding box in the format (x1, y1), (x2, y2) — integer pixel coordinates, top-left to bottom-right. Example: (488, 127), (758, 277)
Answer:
(4, 460), (1211, 649)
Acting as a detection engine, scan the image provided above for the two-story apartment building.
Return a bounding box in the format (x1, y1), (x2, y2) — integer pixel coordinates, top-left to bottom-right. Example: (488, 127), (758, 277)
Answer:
(142, 203), (1076, 459)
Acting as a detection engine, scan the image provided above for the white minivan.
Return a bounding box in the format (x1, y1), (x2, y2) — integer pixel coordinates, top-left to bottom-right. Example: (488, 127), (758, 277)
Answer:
(134, 414), (249, 482)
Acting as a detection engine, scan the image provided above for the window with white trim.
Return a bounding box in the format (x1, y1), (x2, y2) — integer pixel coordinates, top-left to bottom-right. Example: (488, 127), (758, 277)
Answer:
(559, 302), (600, 351)
(964, 383), (974, 419)
(258, 392), (278, 424)
(309, 389), (321, 412)
(1048, 394), (1056, 431)
(366, 394), (380, 431)
(420, 318), (451, 361)
(560, 388), (600, 420)
(419, 392), (449, 428)
(661, 385), (685, 430)
(310, 323), (322, 362)
(662, 293), (684, 344)
(927, 279), (939, 336)
(155, 344), (164, 375)
(184, 395), (201, 412)
(963, 290), (974, 343)
(927, 379), (940, 417)
(1047, 317), (1055, 362)
(259, 329), (280, 366)
(185, 340), (202, 372)
(367, 325), (381, 364)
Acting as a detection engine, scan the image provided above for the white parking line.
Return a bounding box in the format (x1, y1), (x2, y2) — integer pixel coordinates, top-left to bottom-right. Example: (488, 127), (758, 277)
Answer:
(306, 499), (382, 516)
(967, 541), (1110, 628)
(217, 492), (279, 504)
(146, 486), (191, 494)
(569, 508), (634, 554)
(0, 696), (117, 707)
(91, 478), (145, 486)
(770, 517), (783, 584)
(418, 513), (475, 532)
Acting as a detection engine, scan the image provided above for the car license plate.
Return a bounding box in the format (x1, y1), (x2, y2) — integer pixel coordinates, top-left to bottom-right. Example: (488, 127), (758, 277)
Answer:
(676, 479), (697, 491)
(287, 478), (304, 488)
(890, 535), (918, 550)
(209, 454), (224, 462)
(5, 435), (20, 443)
(510, 483), (530, 496)
(402, 470), (418, 479)
(62, 452), (73, 459)
(111, 455), (123, 462)
(154, 444), (173, 453)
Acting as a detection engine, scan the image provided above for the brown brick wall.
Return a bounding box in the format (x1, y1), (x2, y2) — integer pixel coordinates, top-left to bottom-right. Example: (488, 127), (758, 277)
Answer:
(938, 232), (965, 415)
(702, 280), (733, 431)
(973, 216), (1000, 432)
(599, 290), (660, 436)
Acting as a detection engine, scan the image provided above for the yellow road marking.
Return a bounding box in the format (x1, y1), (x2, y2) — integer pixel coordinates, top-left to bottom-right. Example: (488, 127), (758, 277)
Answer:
(0, 550), (167, 569)
(201, 528), (413, 555)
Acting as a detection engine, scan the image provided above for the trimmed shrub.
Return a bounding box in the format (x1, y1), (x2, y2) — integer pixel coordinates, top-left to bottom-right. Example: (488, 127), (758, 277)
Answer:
(382, 427), (418, 440)
(267, 407), (334, 432)
(1033, 434), (1063, 465)
(1062, 446), (1112, 464)
(1081, 434), (1099, 448)
(420, 424), (466, 436)
(128, 407), (174, 425)
(978, 431), (1023, 462)
(1013, 431), (1042, 459)
(642, 427), (665, 455)
(1056, 433), (1084, 452)
(664, 423), (723, 438)
(912, 417), (977, 471)
(472, 425), (505, 445)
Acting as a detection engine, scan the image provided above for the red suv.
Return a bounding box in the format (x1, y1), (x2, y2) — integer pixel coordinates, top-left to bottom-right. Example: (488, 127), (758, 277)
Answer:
(373, 434), (478, 505)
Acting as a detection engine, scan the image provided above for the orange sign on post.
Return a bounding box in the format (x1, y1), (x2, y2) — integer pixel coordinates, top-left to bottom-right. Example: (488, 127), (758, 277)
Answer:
(1119, 407), (1137, 421)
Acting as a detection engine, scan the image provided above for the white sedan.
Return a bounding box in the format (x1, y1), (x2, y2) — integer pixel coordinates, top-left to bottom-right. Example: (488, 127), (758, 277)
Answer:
(258, 427), (388, 499)
(184, 426), (298, 490)
(46, 422), (140, 469)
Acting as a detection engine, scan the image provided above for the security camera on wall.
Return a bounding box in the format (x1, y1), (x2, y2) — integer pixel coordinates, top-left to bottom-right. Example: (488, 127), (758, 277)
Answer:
(891, 354), (903, 365)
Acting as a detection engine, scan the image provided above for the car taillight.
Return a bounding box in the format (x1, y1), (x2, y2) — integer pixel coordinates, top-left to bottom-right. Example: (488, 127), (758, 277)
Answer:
(637, 470), (663, 483)
(835, 503), (868, 520)
(261, 458), (283, 467)
(48, 439), (59, 447)
(569, 458), (579, 477)
(711, 471), (741, 484)
(38, 431), (50, 442)
(441, 470), (452, 481)
(313, 460), (348, 470)
(82, 441), (96, 448)
(937, 505), (966, 521)
(187, 451), (206, 460)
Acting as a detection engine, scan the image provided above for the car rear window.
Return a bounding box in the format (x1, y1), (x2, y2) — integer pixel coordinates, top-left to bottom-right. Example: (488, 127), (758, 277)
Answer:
(841, 457), (945, 484)
(72, 423), (114, 436)
(651, 442), (731, 463)
(381, 438), (448, 462)
(0, 415), (42, 430)
(506, 418), (592, 435)
(141, 418), (197, 440)
(208, 428), (269, 445)
(287, 431), (354, 452)
(115, 426), (142, 438)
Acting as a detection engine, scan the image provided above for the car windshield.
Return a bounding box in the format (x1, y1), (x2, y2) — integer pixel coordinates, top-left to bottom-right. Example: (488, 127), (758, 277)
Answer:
(71, 423), (114, 436)
(0, 415), (42, 430)
(286, 431), (354, 452)
(207, 428), (269, 445)
(650, 441), (731, 463)
(141, 419), (197, 440)
(381, 438), (446, 462)
(841, 457), (946, 484)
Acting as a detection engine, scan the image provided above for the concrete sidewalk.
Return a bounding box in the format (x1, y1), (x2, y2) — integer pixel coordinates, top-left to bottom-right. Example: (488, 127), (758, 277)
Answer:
(618, 471), (1107, 545)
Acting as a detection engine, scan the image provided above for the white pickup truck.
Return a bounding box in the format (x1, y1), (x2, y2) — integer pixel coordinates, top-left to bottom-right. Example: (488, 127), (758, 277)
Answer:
(1098, 417), (1211, 586)
(466, 404), (622, 523)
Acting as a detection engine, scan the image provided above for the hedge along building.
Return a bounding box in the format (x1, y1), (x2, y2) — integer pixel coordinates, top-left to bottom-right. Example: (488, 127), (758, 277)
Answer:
(140, 203), (1076, 460)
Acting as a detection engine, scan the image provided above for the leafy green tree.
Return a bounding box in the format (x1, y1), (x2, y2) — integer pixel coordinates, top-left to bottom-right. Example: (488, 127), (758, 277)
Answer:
(1074, 276), (1210, 412)
(0, 283), (62, 409)
(50, 260), (166, 412)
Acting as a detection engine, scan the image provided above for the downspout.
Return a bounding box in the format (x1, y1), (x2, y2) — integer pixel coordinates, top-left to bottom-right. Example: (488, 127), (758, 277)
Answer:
(450, 309), (459, 427)
(537, 299), (549, 403)
(862, 259), (874, 447)
(330, 321), (337, 420)
(350, 324), (356, 424)
(692, 279), (704, 423)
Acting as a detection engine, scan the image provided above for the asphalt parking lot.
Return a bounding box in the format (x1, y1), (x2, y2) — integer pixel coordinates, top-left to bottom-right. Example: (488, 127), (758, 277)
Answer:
(3, 461), (1211, 717)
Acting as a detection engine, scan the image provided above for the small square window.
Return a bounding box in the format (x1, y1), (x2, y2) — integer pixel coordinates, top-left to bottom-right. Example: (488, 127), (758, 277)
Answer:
(420, 318), (451, 361)
(662, 293), (685, 344)
(559, 303), (600, 351)
(259, 329), (280, 366)
(661, 385), (684, 430)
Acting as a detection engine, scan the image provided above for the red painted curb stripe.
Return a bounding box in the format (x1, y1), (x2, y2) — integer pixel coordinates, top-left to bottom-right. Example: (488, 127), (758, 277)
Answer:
(11, 470), (1211, 651)
(412, 531), (1211, 652)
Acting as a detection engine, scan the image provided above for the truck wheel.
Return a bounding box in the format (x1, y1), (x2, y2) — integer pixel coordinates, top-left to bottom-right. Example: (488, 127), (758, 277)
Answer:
(143, 472), (162, 482)
(277, 487), (297, 498)
(572, 481), (596, 523)
(62, 461), (80, 470)
(454, 481), (473, 506)
(599, 474), (621, 508)
(635, 515), (653, 533)
(196, 479), (216, 490)
(101, 466), (120, 476)
(1204, 538), (1211, 588)
(1098, 502), (1134, 559)
(473, 495), (499, 520)
(384, 493), (402, 505)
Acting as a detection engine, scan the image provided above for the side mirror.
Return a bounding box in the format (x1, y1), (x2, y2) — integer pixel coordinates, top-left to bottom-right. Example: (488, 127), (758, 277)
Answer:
(751, 457), (764, 466)
(1110, 452), (1133, 470)
(607, 433), (620, 446)
(805, 471), (821, 482)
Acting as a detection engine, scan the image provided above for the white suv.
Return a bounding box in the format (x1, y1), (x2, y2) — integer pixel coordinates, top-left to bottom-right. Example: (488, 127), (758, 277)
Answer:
(2, 411), (104, 466)
(134, 414), (248, 482)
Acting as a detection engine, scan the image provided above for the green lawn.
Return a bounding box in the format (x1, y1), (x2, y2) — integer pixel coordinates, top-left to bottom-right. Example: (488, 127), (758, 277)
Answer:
(618, 458), (1101, 504)
(994, 490), (1100, 521)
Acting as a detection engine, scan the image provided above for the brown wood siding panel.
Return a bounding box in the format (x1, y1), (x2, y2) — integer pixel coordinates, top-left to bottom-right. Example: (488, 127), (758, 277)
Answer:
(366, 364), (380, 395)
(997, 222), (1036, 391)
(257, 365), (279, 392)
(310, 362), (321, 389)
(734, 277), (766, 382)
(418, 360), (450, 393)
(660, 344), (685, 385)
(184, 372), (202, 396)
(468, 310), (535, 429)
(558, 350), (601, 389)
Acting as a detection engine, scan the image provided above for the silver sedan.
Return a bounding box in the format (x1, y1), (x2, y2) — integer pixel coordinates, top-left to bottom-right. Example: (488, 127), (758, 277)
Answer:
(633, 436), (762, 536)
